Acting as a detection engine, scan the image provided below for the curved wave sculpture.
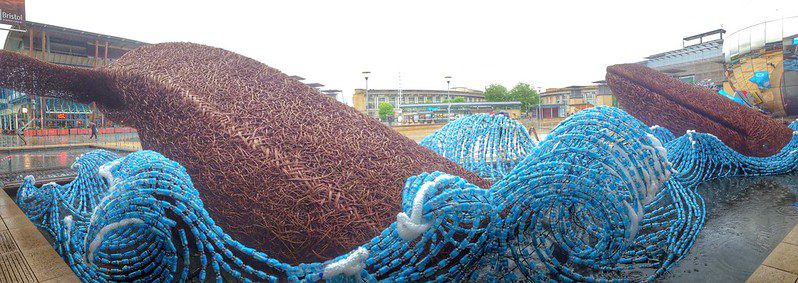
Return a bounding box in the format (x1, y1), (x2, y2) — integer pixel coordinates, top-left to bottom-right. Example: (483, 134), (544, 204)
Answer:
(0, 43), (489, 263)
(420, 113), (536, 180)
(17, 107), (798, 282)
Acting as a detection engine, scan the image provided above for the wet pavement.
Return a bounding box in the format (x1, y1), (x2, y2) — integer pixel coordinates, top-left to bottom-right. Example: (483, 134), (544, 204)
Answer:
(0, 132), (140, 149)
(661, 172), (798, 282)
(0, 148), (91, 189)
(0, 133), (140, 187)
(0, 186), (79, 282)
(0, 148), (90, 173)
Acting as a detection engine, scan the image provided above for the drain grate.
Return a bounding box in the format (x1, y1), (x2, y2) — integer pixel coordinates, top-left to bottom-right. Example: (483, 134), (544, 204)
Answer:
(0, 231), (16, 254)
(0, 250), (36, 283)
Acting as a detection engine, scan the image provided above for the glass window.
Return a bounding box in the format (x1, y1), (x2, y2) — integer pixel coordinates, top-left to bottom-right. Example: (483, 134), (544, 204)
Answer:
(679, 75), (696, 84)
(785, 17), (798, 40)
(750, 23), (766, 50)
(739, 28), (751, 55)
(766, 20), (783, 44)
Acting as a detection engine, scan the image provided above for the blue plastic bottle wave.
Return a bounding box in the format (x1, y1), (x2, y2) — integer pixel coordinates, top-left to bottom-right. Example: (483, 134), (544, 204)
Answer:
(16, 107), (798, 282)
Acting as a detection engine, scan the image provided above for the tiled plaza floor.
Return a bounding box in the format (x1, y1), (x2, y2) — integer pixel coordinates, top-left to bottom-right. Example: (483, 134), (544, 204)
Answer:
(748, 224), (798, 283)
(0, 190), (79, 282)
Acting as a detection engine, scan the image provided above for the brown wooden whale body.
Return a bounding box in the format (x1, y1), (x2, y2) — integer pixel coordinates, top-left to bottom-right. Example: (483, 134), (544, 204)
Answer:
(0, 42), (491, 263)
(606, 63), (793, 157)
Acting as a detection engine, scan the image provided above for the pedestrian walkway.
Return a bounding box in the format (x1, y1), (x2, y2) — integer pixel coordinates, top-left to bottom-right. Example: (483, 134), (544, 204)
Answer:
(0, 189), (79, 282)
(1, 140), (138, 187)
(1, 132), (141, 152)
(748, 224), (798, 282)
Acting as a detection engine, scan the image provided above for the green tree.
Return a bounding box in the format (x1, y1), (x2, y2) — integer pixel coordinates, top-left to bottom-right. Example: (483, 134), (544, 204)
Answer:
(442, 97), (466, 103)
(378, 102), (394, 121)
(484, 84), (510, 102)
(509, 83), (540, 113)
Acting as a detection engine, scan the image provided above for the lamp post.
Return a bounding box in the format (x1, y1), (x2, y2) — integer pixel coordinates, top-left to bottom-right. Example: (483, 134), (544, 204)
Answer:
(536, 87), (542, 132)
(362, 71), (371, 117)
(444, 76), (452, 121)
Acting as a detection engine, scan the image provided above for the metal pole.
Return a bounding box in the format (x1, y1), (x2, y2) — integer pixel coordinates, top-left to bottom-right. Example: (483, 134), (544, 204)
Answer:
(363, 71), (371, 117)
(104, 41), (109, 65)
(537, 100), (541, 130)
(94, 40), (99, 67)
(537, 87), (542, 131)
(398, 72), (403, 125)
(28, 31), (32, 56)
(445, 76), (452, 121)
(447, 80), (450, 120)
(0, 27), (27, 32)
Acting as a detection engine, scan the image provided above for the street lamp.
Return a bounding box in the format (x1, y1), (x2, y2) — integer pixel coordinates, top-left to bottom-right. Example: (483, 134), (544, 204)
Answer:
(444, 76), (452, 121)
(536, 87), (542, 132)
(362, 71), (371, 117)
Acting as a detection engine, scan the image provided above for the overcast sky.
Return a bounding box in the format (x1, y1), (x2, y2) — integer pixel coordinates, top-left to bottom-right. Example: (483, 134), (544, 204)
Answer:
(2, 0), (798, 104)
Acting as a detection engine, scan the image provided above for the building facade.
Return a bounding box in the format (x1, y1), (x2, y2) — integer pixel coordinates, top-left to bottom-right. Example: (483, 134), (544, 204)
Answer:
(539, 85), (603, 117)
(641, 29), (726, 89)
(353, 88), (486, 118)
(1, 21), (147, 132)
(396, 102), (522, 125)
(723, 16), (798, 117)
(594, 81), (618, 107)
(535, 84), (617, 122)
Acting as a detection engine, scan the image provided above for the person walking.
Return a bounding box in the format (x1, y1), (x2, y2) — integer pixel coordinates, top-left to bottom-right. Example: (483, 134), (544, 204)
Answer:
(90, 122), (98, 140)
(16, 119), (35, 146)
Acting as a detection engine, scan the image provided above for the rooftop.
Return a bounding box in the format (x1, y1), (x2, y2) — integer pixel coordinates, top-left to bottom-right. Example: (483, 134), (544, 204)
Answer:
(11, 21), (148, 51)
(356, 88), (485, 97)
(683, 29), (725, 42)
(400, 101), (520, 108)
(541, 85), (597, 96)
(645, 39), (723, 60)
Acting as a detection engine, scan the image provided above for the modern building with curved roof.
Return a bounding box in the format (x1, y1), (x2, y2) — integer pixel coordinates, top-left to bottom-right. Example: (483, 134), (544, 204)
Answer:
(723, 16), (798, 117)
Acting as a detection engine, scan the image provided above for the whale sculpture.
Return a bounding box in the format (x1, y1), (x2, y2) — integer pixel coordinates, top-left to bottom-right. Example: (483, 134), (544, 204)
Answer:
(0, 43), (490, 263)
(606, 63), (793, 157)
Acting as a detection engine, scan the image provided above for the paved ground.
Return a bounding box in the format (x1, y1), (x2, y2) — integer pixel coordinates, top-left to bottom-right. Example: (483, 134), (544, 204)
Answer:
(1, 133), (140, 150)
(0, 190), (79, 282)
(0, 134), (140, 187)
(393, 123), (550, 143)
(748, 224), (798, 282)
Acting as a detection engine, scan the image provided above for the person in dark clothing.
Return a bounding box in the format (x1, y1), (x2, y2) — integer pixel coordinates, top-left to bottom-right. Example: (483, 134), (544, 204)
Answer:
(16, 126), (26, 145)
(90, 122), (98, 140)
(16, 119), (35, 146)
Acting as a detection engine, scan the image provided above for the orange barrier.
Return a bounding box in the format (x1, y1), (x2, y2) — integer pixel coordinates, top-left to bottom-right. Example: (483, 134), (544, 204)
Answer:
(23, 127), (137, 136)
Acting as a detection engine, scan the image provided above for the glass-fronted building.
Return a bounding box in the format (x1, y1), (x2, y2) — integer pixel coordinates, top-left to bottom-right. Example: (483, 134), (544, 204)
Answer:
(723, 16), (798, 116)
(641, 29), (726, 90)
(353, 88), (487, 119)
(1, 21), (147, 133)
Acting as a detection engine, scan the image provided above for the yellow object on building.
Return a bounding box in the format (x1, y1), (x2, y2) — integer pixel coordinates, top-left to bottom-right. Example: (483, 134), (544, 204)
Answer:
(594, 94), (615, 107)
(352, 89), (366, 113)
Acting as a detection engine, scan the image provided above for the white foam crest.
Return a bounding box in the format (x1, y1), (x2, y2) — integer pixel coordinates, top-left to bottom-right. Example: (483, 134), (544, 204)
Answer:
(87, 218), (144, 265)
(396, 174), (454, 241)
(98, 159), (121, 189)
(322, 247), (369, 278)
